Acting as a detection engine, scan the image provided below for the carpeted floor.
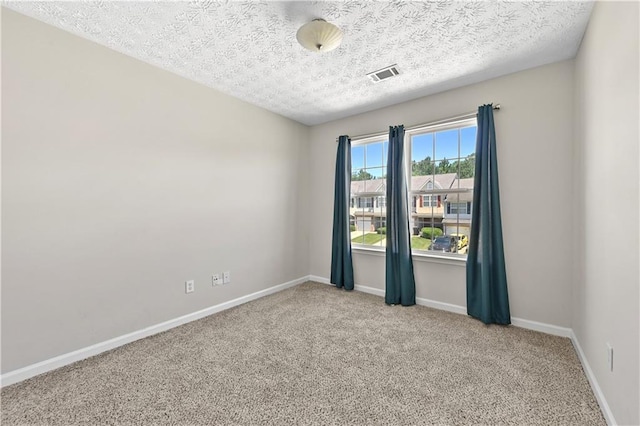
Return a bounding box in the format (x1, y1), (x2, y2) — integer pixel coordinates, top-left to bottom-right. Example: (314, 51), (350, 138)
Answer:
(2, 282), (605, 425)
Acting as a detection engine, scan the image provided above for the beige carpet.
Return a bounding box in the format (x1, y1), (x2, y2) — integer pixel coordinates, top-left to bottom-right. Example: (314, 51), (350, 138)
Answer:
(1, 282), (604, 425)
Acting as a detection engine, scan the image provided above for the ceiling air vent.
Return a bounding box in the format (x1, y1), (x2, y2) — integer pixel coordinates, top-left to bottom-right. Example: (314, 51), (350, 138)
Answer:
(367, 65), (400, 83)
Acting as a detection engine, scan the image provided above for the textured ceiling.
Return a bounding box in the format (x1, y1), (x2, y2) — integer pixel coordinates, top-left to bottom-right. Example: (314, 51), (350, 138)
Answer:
(4, 1), (593, 126)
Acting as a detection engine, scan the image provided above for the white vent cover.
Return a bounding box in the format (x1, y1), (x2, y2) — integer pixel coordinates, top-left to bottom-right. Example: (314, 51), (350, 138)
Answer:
(367, 65), (400, 83)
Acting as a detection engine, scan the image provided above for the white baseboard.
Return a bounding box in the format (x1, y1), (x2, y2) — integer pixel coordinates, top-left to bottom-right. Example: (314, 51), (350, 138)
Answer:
(415, 295), (467, 316)
(0, 276), (309, 388)
(356, 283), (469, 316)
(310, 275), (570, 337)
(511, 317), (572, 338)
(354, 284), (384, 297)
(309, 275), (331, 285)
(570, 330), (616, 426)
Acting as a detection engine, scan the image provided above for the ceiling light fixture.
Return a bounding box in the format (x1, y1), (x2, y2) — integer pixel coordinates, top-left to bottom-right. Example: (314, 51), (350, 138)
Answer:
(296, 19), (343, 53)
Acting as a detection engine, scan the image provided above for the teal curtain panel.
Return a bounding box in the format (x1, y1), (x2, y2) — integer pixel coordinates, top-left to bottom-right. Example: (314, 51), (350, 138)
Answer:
(385, 125), (416, 306)
(466, 105), (511, 324)
(331, 135), (355, 290)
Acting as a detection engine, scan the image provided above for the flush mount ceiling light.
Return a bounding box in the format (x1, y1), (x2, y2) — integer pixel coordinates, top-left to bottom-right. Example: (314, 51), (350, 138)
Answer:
(296, 19), (343, 53)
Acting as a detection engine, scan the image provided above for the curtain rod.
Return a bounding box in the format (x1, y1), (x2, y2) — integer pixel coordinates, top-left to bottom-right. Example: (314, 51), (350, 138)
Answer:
(336, 104), (501, 142)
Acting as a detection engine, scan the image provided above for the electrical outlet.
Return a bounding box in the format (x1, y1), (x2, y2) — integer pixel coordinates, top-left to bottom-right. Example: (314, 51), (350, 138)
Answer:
(606, 343), (613, 372)
(212, 273), (222, 286)
(223, 271), (231, 284)
(185, 280), (195, 294)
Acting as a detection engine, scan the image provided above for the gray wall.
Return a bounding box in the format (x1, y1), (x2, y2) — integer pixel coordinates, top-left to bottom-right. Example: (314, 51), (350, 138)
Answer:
(573, 2), (639, 425)
(1, 9), (310, 373)
(309, 61), (575, 327)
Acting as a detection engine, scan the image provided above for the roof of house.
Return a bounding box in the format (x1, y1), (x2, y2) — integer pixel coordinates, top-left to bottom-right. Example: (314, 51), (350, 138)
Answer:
(444, 177), (475, 202)
(457, 178), (475, 189)
(350, 175), (477, 203)
(351, 173), (459, 195)
(412, 173), (458, 191)
(350, 178), (385, 195)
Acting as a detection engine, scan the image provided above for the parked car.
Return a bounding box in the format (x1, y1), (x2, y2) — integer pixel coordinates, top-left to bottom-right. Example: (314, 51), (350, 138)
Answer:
(450, 234), (469, 251)
(431, 236), (457, 252)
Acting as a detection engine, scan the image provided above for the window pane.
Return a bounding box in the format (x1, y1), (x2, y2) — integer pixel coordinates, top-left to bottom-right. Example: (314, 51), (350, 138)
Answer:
(460, 126), (477, 158)
(414, 160), (436, 178)
(366, 142), (384, 168)
(352, 145), (364, 170)
(412, 134), (433, 161)
(434, 159), (455, 175)
(367, 166), (385, 179)
(434, 129), (458, 161)
(457, 156), (475, 179)
(412, 133), (435, 178)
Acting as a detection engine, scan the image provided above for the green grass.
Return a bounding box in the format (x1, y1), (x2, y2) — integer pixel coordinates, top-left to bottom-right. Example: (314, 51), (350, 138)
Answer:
(411, 236), (432, 250)
(351, 233), (385, 245)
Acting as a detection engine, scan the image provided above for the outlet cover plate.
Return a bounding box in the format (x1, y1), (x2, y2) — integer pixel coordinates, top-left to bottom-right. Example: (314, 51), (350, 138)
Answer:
(185, 280), (195, 294)
(223, 271), (231, 284)
(212, 274), (222, 286)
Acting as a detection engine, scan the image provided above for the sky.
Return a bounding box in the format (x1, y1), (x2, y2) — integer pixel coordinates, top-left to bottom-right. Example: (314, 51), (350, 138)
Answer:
(352, 125), (477, 178)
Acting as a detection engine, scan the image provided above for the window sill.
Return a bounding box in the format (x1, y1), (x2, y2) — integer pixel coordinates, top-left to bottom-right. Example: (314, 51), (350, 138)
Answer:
(352, 246), (467, 267)
(351, 245), (385, 257)
(413, 251), (467, 266)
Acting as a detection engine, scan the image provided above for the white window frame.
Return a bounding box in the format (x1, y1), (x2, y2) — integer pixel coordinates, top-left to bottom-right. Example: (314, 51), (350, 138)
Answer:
(350, 136), (388, 249)
(406, 117), (477, 260)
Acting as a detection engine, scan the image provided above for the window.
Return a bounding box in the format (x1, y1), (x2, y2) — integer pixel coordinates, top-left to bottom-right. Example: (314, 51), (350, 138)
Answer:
(447, 202), (471, 215)
(408, 119), (477, 255)
(422, 195), (439, 207)
(356, 197), (374, 209)
(348, 117), (477, 257)
(350, 138), (388, 247)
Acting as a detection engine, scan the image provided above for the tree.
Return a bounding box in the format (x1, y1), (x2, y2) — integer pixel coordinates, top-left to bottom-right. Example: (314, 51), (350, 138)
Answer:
(437, 158), (451, 174)
(412, 154), (475, 178)
(412, 156), (434, 176)
(456, 154), (475, 179)
(352, 169), (374, 181)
